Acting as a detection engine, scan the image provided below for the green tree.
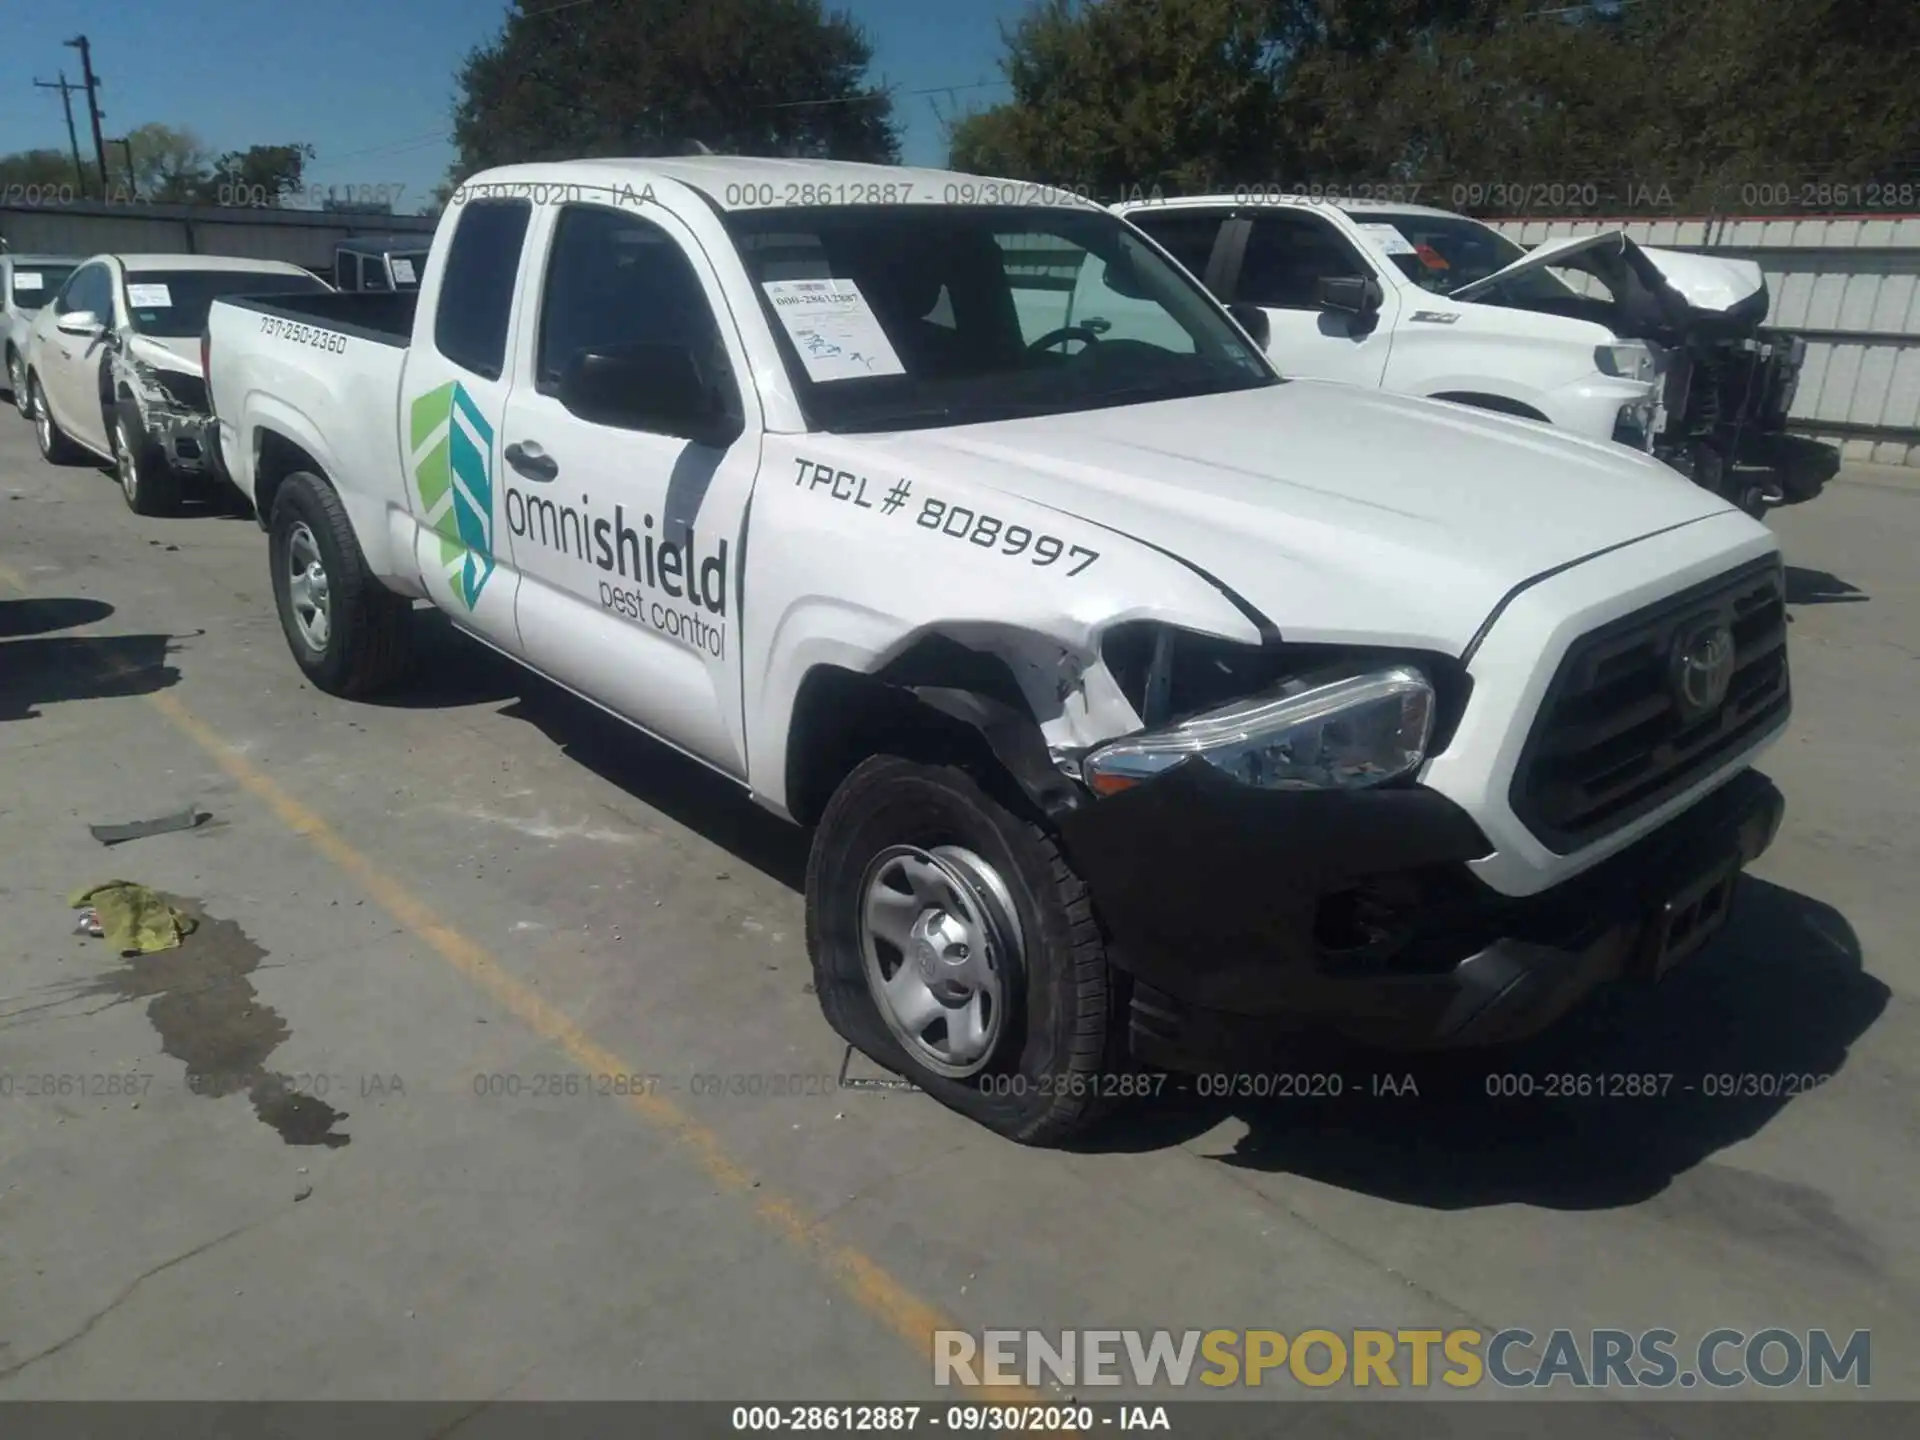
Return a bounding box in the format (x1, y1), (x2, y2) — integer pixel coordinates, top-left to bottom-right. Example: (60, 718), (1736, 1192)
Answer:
(446, 0), (898, 191)
(947, 0), (1289, 193)
(953, 0), (1920, 212)
(124, 122), (213, 201)
(0, 149), (83, 193)
(204, 144), (317, 205)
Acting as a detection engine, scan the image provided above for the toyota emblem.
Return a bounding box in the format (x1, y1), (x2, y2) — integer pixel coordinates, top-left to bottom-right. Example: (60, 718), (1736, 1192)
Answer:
(1671, 621), (1736, 718)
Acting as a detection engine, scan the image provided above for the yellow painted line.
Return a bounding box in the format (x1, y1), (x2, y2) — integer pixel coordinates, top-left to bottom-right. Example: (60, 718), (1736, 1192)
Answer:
(145, 693), (1033, 1396)
(0, 561), (28, 591)
(0, 564), (1048, 1408)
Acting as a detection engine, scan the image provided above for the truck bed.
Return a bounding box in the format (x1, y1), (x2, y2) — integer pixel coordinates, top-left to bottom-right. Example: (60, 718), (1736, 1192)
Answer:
(217, 289), (417, 345)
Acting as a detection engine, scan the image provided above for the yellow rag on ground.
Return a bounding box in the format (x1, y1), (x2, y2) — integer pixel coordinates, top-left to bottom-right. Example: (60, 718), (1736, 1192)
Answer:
(68, 881), (197, 954)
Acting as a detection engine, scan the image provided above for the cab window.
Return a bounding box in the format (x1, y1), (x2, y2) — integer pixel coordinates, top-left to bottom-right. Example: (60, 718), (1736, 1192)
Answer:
(1128, 211), (1227, 282)
(1236, 213), (1368, 310)
(535, 203), (735, 426)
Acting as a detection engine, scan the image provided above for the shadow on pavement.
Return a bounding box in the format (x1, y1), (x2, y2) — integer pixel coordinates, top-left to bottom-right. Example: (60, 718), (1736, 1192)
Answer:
(1088, 877), (1887, 1213)
(0, 595), (113, 638)
(0, 630), (181, 722)
(1784, 566), (1868, 606)
(354, 609), (528, 711)
(490, 662), (812, 893)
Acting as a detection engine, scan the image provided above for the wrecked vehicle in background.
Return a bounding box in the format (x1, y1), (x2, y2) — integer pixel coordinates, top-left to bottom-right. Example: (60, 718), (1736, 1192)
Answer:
(1116, 197), (1840, 517)
(333, 234), (431, 293)
(21, 253), (331, 514)
(4, 250), (82, 414)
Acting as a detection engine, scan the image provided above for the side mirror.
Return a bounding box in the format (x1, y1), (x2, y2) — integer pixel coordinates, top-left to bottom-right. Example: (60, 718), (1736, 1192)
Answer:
(56, 310), (104, 337)
(557, 343), (742, 447)
(1314, 276), (1383, 317)
(1226, 302), (1270, 349)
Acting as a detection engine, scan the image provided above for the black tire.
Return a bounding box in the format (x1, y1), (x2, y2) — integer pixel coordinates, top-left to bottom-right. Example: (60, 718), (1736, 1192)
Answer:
(112, 407), (182, 516)
(7, 349), (27, 416)
(29, 375), (86, 464)
(268, 470), (414, 697)
(807, 754), (1114, 1146)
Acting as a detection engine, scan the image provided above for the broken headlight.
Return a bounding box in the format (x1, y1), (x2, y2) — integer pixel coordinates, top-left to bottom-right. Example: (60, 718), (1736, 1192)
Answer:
(1081, 664), (1435, 797)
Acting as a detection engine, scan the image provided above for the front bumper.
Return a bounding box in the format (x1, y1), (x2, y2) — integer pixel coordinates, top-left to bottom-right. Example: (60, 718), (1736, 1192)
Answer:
(146, 408), (215, 475)
(1057, 762), (1783, 1070)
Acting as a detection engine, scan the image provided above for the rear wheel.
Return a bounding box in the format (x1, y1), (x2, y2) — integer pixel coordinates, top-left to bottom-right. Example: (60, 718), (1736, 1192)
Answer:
(268, 470), (414, 697)
(113, 411), (182, 516)
(807, 754), (1116, 1145)
(30, 375), (85, 464)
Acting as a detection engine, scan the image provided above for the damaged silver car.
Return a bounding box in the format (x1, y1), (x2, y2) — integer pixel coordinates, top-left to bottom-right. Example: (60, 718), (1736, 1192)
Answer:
(22, 253), (330, 514)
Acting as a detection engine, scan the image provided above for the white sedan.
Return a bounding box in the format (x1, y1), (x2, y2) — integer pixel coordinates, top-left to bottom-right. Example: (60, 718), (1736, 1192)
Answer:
(24, 252), (329, 514)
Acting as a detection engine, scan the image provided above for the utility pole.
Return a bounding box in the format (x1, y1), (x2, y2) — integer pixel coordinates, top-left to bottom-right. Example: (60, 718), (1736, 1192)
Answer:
(64, 34), (111, 195)
(32, 72), (88, 194)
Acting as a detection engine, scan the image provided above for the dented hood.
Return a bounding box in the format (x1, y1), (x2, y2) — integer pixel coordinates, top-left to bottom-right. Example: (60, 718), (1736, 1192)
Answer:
(1452, 230), (1767, 331)
(853, 381), (1733, 655)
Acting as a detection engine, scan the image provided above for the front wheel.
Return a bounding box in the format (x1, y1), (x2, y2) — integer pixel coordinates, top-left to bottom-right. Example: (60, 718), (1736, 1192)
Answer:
(29, 375), (85, 464)
(113, 410), (182, 516)
(806, 755), (1116, 1145)
(268, 470), (414, 697)
(7, 350), (27, 416)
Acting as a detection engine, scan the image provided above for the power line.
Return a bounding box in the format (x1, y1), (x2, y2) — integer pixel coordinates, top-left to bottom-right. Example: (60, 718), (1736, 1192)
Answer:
(31, 72), (88, 190)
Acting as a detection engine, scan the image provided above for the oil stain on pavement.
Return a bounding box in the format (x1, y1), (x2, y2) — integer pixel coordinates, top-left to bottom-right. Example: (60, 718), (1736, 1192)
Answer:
(82, 898), (351, 1146)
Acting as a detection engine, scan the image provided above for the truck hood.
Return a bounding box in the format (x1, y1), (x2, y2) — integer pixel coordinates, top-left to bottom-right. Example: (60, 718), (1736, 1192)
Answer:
(1451, 230), (1768, 338)
(849, 382), (1732, 655)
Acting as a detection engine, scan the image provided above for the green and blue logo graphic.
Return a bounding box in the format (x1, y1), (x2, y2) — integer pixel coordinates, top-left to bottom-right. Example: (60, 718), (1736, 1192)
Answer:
(409, 381), (495, 609)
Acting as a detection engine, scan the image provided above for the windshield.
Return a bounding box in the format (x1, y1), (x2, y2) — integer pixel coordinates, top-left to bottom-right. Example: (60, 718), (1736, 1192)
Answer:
(124, 269), (330, 337)
(1357, 213), (1581, 303)
(727, 204), (1277, 433)
(10, 264), (76, 311)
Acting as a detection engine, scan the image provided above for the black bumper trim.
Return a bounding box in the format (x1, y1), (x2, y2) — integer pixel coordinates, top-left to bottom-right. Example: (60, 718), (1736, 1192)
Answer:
(1060, 760), (1784, 1068)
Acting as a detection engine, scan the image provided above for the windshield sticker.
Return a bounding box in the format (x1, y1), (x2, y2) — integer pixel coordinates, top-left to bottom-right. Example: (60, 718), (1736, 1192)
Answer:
(391, 257), (417, 285)
(792, 458), (1100, 576)
(1356, 223), (1417, 257)
(14, 271), (44, 291)
(760, 278), (906, 383)
(1413, 244), (1449, 271)
(126, 283), (173, 308)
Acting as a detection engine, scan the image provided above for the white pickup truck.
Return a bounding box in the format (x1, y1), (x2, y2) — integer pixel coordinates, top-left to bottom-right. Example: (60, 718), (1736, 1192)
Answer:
(206, 158), (1791, 1145)
(1114, 194), (1839, 516)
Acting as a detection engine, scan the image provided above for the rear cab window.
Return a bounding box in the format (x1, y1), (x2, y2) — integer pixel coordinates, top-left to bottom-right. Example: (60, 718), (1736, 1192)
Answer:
(433, 201), (534, 380)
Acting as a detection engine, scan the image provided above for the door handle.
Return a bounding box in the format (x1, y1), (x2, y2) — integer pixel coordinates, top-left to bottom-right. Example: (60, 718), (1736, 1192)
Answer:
(504, 440), (558, 482)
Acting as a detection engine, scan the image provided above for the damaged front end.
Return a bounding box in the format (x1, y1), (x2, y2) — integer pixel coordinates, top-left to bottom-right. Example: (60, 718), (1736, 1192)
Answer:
(1460, 232), (1839, 514)
(117, 353), (216, 475)
(1045, 623), (1784, 1070)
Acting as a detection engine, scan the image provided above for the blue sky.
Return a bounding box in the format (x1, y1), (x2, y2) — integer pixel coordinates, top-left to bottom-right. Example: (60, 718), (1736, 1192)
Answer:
(0, 0), (1035, 211)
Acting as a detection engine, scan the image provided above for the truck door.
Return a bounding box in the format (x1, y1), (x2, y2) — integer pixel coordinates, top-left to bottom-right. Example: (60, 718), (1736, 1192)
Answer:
(394, 196), (534, 654)
(1221, 209), (1399, 387)
(495, 193), (761, 777)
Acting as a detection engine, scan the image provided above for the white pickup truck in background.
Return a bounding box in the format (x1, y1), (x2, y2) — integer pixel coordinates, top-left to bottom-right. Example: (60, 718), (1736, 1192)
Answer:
(1115, 195), (1840, 516)
(206, 158), (1791, 1144)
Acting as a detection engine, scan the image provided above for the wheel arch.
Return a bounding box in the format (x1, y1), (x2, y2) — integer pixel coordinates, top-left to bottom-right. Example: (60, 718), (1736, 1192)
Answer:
(1429, 390), (1553, 423)
(782, 633), (1087, 830)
